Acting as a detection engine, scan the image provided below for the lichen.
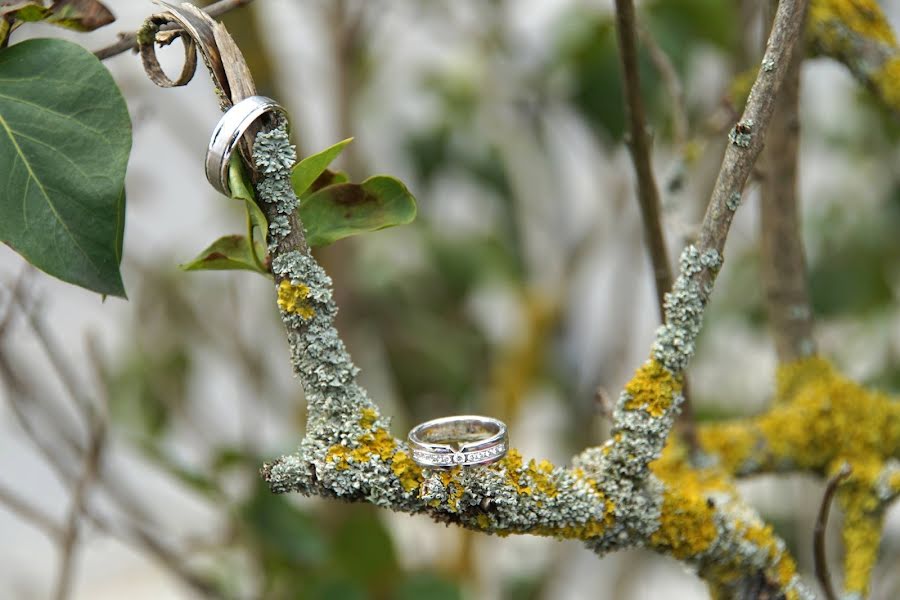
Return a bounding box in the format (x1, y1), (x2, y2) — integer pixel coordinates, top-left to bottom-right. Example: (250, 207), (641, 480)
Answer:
(725, 191), (742, 211)
(623, 360), (681, 418)
(728, 120), (754, 148)
(809, 0), (900, 115)
(276, 280), (315, 319)
(252, 122), (299, 231)
(652, 245), (721, 372)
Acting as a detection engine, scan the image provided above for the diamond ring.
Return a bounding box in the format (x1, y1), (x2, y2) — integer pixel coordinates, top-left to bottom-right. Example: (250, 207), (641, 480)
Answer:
(205, 95), (288, 196)
(408, 415), (508, 468)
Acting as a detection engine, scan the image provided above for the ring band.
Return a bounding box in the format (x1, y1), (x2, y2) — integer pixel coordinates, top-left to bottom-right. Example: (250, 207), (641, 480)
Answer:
(205, 95), (287, 196)
(408, 415), (508, 468)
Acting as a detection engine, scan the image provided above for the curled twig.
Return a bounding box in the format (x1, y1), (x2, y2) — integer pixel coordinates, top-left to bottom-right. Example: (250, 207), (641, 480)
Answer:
(93, 0), (256, 61)
(815, 463), (852, 600)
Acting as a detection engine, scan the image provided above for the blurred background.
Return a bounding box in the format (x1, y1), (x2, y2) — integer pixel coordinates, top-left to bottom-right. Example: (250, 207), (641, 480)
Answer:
(2, 0), (900, 598)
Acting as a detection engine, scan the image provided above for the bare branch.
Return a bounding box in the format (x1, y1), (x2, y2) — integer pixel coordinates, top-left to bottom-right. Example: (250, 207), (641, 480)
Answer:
(0, 482), (63, 540)
(92, 0), (257, 60)
(761, 1), (815, 362)
(612, 0), (672, 323)
(815, 463), (852, 600)
(638, 25), (688, 150)
(52, 411), (106, 600)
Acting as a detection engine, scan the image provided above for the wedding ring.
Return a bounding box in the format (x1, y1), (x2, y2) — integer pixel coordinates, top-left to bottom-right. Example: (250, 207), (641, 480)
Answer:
(205, 95), (287, 196)
(408, 415), (508, 468)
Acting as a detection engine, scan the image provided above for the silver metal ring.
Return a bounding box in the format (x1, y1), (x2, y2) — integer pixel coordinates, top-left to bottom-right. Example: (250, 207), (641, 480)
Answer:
(205, 95), (287, 196)
(408, 415), (508, 468)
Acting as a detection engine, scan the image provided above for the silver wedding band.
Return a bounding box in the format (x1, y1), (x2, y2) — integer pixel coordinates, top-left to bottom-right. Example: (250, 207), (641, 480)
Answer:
(408, 415), (508, 468)
(205, 95), (287, 196)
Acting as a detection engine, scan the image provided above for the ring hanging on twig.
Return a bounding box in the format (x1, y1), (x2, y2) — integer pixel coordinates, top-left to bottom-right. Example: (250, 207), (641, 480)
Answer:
(205, 95), (287, 195)
(408, 415), (508, 468)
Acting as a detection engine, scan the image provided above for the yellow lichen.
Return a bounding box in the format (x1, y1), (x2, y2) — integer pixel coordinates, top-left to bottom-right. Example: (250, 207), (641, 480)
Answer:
(650, 441), (729, 559)
(874, 56), (900, 112)
(698, 421), (758, 473)
(700, 356), (900, 596)
(360, 407), (378, 430)
(623, 359), (682, 418)
(390, 450), (423, 491)
(276, 279), (315, 319)
(808, 0), (900, 114)
(841, 509), (882, 595)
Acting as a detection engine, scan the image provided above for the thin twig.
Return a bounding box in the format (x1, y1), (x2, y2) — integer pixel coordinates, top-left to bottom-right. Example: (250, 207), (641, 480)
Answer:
(638, 25), (688, 150)
(92, 0), (257, 60)
(760, 0), (814, 362)
(52, 415), (106, 600)
(815, 463), (852, 600)
(612, 0), (672, 321)
(0, 482), (64, 540)
(613, 0), (699, 453)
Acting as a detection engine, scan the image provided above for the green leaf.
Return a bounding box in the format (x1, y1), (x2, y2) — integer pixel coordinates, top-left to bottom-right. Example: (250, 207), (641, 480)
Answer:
(298, 176), (417, 247)
(179, 234), (267, 273)
(290, 138), (352, 197)
(0, 38), (131, 297)
(227, 154), (268, 269)
(46, 0), (115, 32)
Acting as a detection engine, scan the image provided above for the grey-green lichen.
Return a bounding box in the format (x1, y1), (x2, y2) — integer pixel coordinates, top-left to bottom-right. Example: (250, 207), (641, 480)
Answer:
(652, 245), (721, 373)
(726, 191), (742, 211)
(253, 122), (298, 235)
(762, 57), (777, 72)
(728, 119), (754, 148)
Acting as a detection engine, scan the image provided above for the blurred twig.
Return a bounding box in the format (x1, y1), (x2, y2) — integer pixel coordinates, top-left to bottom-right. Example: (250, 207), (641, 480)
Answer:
(814, 463), (851, 600)
(638, 25), (688, 150)
(53, 413), (106, 600)
(93, 0), (257, 60)
(613, 0), (698, 453)
(760, 0), (815, 362)
(0, 482), (63, 540)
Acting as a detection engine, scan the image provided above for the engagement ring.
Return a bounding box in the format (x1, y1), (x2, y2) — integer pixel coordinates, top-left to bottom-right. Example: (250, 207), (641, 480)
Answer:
(408, 415), (508, 468)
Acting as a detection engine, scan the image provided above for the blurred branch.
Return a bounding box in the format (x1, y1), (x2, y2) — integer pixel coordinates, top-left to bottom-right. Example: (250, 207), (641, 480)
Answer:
(93, 0), (257, 60)
(815, 463), (851, 600)
(638, 25), (688, 150)
(612, 0), (672, 323)
(612, 0), (699, 454)
(808, 0), (900, 117)
(761, 0), (815, 362)
(53, 413), (106, 600)
(0, 482), (63, 540)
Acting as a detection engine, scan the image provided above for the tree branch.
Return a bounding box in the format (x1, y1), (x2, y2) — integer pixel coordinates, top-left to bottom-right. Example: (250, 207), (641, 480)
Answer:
(815, 463), (851, 600)
(52, 411), (106, 600)
(126, 1), (811, 595)
(0, 482), (63, 541)
(761, 1), (815, 363)
(92, 0), (256, 60)
(612, 0), (700, 455)
(612, 0), (672, 323)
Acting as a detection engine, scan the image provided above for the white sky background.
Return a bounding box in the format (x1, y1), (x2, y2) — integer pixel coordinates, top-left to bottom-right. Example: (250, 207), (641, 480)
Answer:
(2, 1), (900, 599)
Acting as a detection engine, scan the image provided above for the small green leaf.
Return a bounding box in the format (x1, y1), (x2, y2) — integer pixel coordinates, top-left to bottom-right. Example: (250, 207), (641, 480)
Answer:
(228, 152), (255, 202)
(179, 235), (267, 274)
(46, 0), (115, 32)
(291, 138), (352, 197)
(299, 175), (417, 247)
(227, 154), (268, 269)
(0, 38), (131, 297)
